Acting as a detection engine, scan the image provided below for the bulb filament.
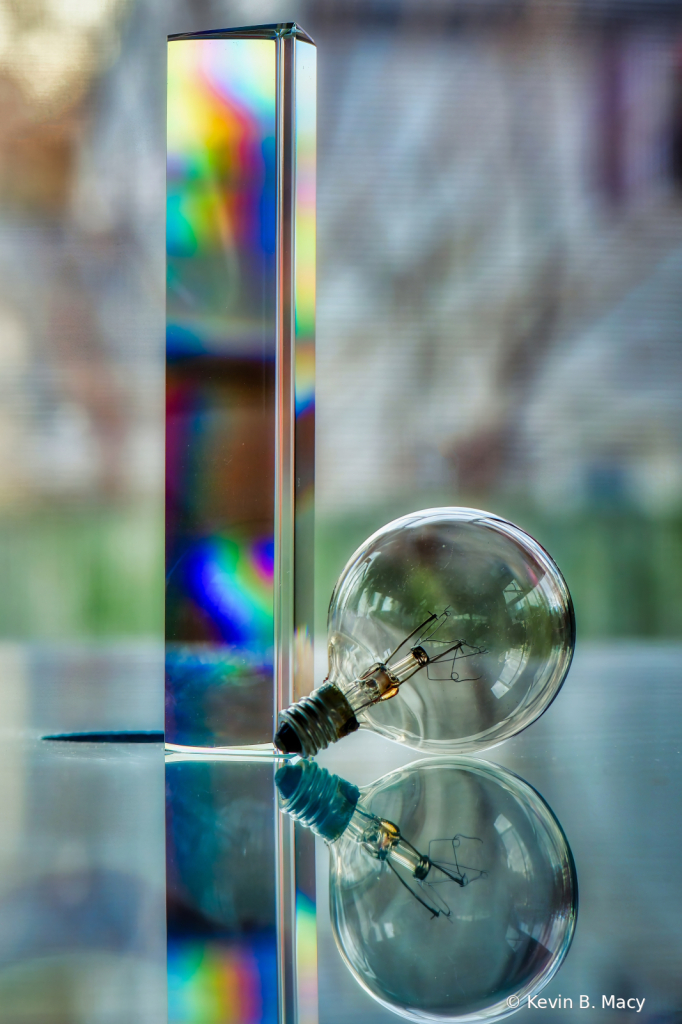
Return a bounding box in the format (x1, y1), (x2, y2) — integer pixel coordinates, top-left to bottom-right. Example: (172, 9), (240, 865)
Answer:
(346, 611), (487, 715)
(274, 610), (487, 756)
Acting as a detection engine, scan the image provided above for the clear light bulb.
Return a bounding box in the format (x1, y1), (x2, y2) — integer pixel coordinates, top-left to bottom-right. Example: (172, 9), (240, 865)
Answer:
(275, 508), (574, 757)
(276, 756), (577, 1023)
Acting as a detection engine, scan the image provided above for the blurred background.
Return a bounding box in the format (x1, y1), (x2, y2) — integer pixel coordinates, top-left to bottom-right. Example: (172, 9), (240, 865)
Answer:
(0, 0), (681, 640)
(0, 0), (681, 1021)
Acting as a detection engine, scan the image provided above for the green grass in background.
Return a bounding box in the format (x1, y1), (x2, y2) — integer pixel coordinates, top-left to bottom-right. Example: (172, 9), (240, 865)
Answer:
(0, 504), (164, 640)
(3, 496), (678, 643)
(314, 496), (682, 642)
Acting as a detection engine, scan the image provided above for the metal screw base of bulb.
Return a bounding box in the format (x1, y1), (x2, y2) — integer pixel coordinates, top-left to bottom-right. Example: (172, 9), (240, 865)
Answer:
(275, 759), (359, 842)
(274, 682), (359, 757)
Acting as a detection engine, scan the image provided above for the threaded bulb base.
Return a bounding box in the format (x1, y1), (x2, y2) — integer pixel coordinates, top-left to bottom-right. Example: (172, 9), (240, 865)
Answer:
(274, 682), (359, 757)
(275, 759), (359, 842)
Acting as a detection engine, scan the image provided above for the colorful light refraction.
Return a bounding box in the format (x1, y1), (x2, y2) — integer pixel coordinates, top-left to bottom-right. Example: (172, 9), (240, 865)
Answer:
(166, 35), (279, 745)
(168, 937), (277, 1024)
(166, 26), (318, 1024)
(184, 535), (274, 648)
(167, 38), (277, 339)
(166, 31), (317, 743)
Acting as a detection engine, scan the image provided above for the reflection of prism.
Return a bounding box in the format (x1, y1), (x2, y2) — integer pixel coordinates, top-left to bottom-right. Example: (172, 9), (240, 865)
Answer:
(495, 813), (533, 875)
(504, 931), (554, 989)
(166, 24), (317, 748)
(491, 646), (529, 699)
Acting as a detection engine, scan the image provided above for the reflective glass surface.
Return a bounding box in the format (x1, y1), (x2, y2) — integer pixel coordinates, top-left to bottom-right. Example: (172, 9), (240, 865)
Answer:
(277, 756), (576, 1022)
(0, 645), (678, 1021)
(315, 644), (682, 1022)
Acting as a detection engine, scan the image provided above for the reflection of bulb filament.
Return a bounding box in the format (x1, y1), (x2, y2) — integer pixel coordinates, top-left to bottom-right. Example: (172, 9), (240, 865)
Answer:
(275, 760), (488, 922)
(353, 808), (486, 920)
(350, 610), (487, 713)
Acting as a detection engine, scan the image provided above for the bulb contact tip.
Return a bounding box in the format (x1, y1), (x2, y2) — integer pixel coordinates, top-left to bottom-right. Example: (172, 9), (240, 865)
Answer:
(273, 722), (303, 756)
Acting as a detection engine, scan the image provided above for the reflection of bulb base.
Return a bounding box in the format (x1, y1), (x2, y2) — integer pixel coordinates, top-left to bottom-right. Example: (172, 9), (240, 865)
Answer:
(274, 682), (359, 757)
(275, 759), (359, 842)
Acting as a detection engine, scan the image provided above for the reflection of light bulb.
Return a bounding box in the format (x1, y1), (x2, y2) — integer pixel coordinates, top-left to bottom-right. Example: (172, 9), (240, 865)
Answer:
(276, 757), (577, 1022)
(275, 508), (574, 757)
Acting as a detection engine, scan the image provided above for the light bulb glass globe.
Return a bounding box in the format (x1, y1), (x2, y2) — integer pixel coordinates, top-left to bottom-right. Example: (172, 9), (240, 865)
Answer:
(276, 756), (577, 1023)
(327, 507), (574, 754)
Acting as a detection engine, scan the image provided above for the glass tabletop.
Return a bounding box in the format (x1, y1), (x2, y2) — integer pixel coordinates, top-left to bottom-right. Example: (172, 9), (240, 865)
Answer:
(0, 640), (679, 1022)
(0, 644), (166, 1024)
